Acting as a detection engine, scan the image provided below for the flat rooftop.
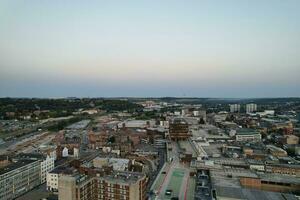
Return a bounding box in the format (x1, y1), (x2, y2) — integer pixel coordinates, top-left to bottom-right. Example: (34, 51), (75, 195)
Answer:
(75, 171), (146, 185)
(210, 168), (258, 188)
(49, 166), (77, 174)
(236, 128), (260, 135)
(215, 186), (298, 200)
(0, 159), (38, 175)
(259, 173), (300, 185)
(178, 140), (197, 157)
(102, 171), (145, 184)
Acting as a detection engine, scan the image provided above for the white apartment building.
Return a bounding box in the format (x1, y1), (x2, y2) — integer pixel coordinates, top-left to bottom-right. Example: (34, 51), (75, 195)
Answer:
(229, 104), (240, 113)
(246, 103), (257, 113)
(47, 171), (60, 192)
(40, 155), (55, 184)
(47, 167), (75, 192)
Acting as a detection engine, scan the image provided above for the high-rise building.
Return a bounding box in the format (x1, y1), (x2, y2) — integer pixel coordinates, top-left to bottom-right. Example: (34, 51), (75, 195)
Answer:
(58, 171), (147, 200)
(229, 104), (240, 113)
(169, 118), (191, 141)
(246, 103), (257, 113)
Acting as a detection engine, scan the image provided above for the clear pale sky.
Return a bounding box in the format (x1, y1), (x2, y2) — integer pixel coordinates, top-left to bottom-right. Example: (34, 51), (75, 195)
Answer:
(0, 0), (299, 98)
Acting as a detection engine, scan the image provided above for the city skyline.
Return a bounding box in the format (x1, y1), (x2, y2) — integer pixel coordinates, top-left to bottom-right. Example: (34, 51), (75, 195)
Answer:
(1, 0), (300, 98)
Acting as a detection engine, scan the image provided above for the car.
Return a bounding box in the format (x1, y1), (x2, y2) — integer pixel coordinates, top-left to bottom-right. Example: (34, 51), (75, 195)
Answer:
(165, 189), (172, 196)
(149, 190), (155, 196)
(161, 171), (166, 174)
(171, 197), (179, 200)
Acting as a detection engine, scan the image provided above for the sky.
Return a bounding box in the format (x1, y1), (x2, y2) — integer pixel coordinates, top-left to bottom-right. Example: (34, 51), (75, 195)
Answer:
(0, 0), (300, 98)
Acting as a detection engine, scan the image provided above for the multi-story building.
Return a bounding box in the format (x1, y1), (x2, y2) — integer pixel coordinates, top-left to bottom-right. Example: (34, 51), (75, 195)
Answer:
(88, 131), (110, 149)
(169, 118), (191, 141)
(153, 138), (166, 149)
(247, 159), (265, 172)
(265, 164), (300, 176)
(58, 171), (147, 200)
(246, 103), (257, 113)
(47, 166), (76, 192)
(41, 155), (55, 184)
(272, 122), (294, 135)
(229, 104), (240, 113)
(15, 153), (55, 184)
(282, 135), (299, 145)
(266, 145), (287, 157)
(0, 159), (40, 200)
(93, 157), (130, 171)
(240, 174), (300, 193)
(235, 129), (261, 142)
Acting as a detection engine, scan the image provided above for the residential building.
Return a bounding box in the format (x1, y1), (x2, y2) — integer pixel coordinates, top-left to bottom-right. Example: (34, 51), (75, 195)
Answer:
(58, 171), (147, 200)
(47, 166), (76, 192)
(246, 103), (257, 113)
(41, 155), (55, 184)
(229, 104), (240, 113)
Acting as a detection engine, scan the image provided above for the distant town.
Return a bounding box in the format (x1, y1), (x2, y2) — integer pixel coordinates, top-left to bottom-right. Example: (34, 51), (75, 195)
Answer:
(0, 97), (299, 200)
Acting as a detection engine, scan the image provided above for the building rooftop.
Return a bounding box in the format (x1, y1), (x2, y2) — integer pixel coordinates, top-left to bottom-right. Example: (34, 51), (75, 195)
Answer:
(74, 171), (146, 186)
(49, 166), (77, 174)
(215, 186), (298, 200)
(210, 168), (258, 188)
(135, 143), (158, 153)
(0, 159), (38, 175)
(13, 152), (46, 160)
(236, 128), (260, 135)
(102, 171), (145, 184)
(259, 174), (300, 185)
(247, 159), (264, 165)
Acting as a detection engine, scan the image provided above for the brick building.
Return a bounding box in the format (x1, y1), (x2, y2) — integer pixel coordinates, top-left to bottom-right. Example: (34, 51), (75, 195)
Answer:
(58, 171), (147, 200)
(169, 118), (191, 141)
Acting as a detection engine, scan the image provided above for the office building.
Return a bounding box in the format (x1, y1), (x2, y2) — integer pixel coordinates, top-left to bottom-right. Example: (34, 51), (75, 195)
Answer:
(0, 159), (40, 200)
(15, 153), (55, 184)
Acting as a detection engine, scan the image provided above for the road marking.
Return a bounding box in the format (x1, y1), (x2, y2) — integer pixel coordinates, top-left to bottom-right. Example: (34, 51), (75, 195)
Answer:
(184, 172), (190, 200)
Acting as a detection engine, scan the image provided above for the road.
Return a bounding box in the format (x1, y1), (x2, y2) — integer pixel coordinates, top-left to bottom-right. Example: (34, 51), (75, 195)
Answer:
(155, 141), (192, 200)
